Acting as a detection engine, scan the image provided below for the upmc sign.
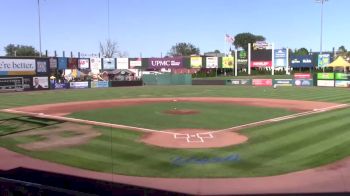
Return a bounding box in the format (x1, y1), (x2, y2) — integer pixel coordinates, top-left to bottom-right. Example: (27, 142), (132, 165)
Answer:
(148, 58), (183, 68)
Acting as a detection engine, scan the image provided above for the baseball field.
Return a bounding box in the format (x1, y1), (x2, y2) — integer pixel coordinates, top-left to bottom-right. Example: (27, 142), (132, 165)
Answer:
(0, 85), (350, 193)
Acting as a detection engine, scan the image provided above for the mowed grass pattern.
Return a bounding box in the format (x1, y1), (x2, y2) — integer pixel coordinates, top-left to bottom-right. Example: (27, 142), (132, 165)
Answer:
(69, 102), (294, 130)
(0, 86), (350, 177)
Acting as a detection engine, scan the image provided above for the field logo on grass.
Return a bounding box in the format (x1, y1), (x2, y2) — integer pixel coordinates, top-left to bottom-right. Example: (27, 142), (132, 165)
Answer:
(171, 154), (240, 166)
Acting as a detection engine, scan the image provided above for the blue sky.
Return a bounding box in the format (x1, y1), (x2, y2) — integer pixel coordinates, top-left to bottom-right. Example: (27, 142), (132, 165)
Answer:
(1, 0), (349, 57)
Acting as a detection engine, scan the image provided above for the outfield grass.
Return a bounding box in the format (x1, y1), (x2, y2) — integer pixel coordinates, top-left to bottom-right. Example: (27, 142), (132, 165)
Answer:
(0, 86), (350, 178)
(69, 102), (294, 130)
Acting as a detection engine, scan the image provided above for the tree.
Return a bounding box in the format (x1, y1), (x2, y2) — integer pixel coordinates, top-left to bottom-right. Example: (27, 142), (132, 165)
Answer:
(4, 44), (40, 57)
(99, 39), (128, 58)
(336, 45), (350, 59)
(233, 33), (266, 51)
(338, 45), (347, 53)
(214, 49), (220, 53)
(168, 42), (200, 56)
(293, 48), (309, 56)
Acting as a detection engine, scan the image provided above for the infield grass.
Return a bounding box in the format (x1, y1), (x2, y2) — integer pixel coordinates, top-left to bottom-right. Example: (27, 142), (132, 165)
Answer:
(68, 102), (294, 130)
(0, 86), (350, 178)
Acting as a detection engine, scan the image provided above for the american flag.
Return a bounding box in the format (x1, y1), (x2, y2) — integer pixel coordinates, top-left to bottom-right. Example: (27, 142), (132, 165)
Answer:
(225, 34), (234, 43)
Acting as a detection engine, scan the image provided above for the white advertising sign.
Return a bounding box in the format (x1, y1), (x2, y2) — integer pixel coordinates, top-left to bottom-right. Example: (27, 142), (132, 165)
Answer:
(117, 58), (129, 69)
(0, 59), (36, 72)
(206, 57), (218, 68)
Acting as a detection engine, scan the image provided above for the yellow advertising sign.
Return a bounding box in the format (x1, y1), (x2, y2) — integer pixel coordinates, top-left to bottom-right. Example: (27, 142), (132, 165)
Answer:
(190, 57), (202, 68)
(222, 57), (234, 68)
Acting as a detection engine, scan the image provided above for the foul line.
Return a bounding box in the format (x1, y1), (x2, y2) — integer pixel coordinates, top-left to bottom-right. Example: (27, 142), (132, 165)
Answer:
(208, 104), (348, 134)
(1, 109), (174, 135)
(1, 103), (348, 137)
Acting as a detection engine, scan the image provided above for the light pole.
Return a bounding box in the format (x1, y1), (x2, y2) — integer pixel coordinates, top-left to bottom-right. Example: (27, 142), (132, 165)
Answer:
(316, 0), (328, 55)
(37, 0), (42, 57)
(107, 0), (110, 40)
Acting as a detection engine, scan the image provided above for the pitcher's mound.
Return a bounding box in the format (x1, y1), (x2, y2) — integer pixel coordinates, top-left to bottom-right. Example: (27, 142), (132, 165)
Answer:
(141, 129), (248, 149)
(163, 109), (199, 115)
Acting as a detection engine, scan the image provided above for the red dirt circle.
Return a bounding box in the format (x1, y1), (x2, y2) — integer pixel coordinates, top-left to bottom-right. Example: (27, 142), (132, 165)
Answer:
(141, 129), (248, 149)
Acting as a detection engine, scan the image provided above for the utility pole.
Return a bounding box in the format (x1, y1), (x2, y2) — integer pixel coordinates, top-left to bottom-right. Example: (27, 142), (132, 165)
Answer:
(37, 0), (42, 57)
(316, 0), (328, 55)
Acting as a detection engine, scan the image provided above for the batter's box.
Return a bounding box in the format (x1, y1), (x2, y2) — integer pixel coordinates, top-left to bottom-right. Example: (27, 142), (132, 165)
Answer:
(197, 133), (213, 139)
(174, 133), (189, 139)
(187, 134), (204, 143)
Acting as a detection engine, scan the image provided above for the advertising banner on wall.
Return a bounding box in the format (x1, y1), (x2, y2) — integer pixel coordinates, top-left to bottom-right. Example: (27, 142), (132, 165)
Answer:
(91, 81), (109, 88)
(53, 83), (69, 89)
(102, 58), (116, 70)
(317, 73), (334, 80)
(294, 79), (313, 86)
(36, 60), (48, 74)
(273, 79), (293, 86)
(117, 58), (129, 69)
(57, 57), (67, 70)
(222, 56), (234, 68)
(90, 58), (102, 74)
(78, 58), (90, 69)
(274, 49), (287, 68)
(335, 80), (350, 88)
(49, 58), (57, 69)
(335, 73), (350, 80)
(129, 58), (142, 68)
(67, 58), (78, 69)
(190, 57), (202, 68)
(237, 51), (248, 69)
(290, 55), (313, 68)
(33, 76), (49, 89)
(0, 59), (36, 75)
(148, 57), (184, 68)
(206, 57), (218, 68)
(318, 54), (331, 67)
(226, 79), (251, 85)
(252, 79), (273, 86)
(70, 81), (89, 89)
(294, 73), (312, 79)
(317, 80), (335, 87)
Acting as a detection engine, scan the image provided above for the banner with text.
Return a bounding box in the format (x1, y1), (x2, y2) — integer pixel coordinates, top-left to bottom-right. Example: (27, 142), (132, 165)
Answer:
(290, 55), (313, 68)
(78, 58), (90, 69)
(190, 57), (202, 68)
(0, 59), (36, 75)
(274, 49), (287, 68)
(317, 73), (334, 80)
(237, 50), (248, 69)
(206, 57), (218, 68)
(222, 56), (234, 68)
(129, 58), (142, 68)
(318, 54), (331, 68)
(252, 79), (273, 86)
(102, 58), (116, 70)
(117, 58), (129, 69)
(90, 58), (102, 74)
(148, 57), (184, 68)
(57, 57), (67, 70)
